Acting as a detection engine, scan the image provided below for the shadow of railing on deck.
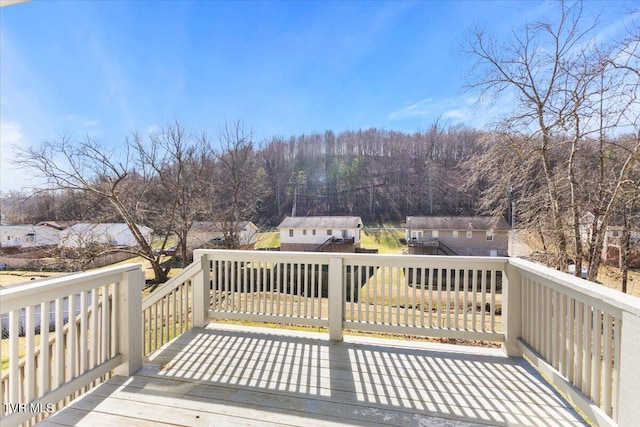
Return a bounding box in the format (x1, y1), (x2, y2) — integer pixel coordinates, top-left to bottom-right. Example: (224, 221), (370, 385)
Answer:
(44, 327), (587, 426)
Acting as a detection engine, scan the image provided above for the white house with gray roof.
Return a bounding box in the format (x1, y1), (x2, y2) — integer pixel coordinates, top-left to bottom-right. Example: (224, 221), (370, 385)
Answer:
(59, 223), (153, 248)
(0, 225), (61, 250)
(278, 216), (363, 252)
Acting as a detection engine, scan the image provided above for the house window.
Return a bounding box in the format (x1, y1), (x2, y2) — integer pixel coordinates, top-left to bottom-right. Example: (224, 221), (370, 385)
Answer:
(432, 230), (439, 238)
(341, 230), (348, 238)
(452, 231), (459, 239)
(289, 229), (294, 237)
(466, 231), (473, 239)
(486, 231), (494, 241)
(327, 229), (332, 236)
(312, 229), (316, 235)
(303, 229), (307, 236)
(26, 233), (36, 242)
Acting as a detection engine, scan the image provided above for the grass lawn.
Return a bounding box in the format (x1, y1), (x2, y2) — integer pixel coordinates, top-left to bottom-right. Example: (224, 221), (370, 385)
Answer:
(255, 228), (407, 254)
(362, 228), (405, 254)
(255, 231), (279, 249)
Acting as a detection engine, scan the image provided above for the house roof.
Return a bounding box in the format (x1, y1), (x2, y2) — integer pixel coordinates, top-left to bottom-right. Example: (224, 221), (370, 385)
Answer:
(60, 223), (153, 236)
(0, 225), (60, 245)
(278, 216), (363, 229)
(36, 221), (76, 230)
(191, 221), (256, 233)
(406, 216), (510, 231)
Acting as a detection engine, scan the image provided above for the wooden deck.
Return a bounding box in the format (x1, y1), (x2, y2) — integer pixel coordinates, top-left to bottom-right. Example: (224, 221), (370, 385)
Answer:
(41, 324), (587, 426)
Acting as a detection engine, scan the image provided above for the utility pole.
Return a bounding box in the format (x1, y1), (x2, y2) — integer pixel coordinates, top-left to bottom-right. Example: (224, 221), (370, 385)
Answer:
(428, 167), (433, 215)
(292, 186), (297, 217)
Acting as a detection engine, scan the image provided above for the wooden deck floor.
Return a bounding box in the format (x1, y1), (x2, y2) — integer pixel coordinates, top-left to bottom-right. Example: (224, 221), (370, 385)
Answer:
(41, 324), (588, 427)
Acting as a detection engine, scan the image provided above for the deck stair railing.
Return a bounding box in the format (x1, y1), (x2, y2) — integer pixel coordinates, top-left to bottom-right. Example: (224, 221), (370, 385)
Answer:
(141, 260), (202, 356)
(0, 265), (143, 427)
(314, 237), (334, 253)
(407, 238), (457, 255)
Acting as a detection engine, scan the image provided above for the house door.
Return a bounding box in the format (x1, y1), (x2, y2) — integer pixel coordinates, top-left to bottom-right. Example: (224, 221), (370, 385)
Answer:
(411, 231), (423, 241)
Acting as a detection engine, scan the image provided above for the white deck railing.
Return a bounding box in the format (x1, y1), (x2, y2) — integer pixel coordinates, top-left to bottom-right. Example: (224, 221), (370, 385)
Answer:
(2, 250), (639, 427)
(199, 251), (506, 343)
(509, 258), (640, 427)
(0, 264), (144, 426)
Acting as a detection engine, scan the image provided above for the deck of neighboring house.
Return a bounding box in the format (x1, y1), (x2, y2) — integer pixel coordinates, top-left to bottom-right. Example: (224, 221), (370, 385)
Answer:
(40, 324), (586, 427)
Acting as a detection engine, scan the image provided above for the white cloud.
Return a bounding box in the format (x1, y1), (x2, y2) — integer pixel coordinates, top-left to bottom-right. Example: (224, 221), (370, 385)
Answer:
(62, 114), (101, 129)
(386, 98), (435, 120)
(442, 109), (468, 120)
(0, 121), (30, 193)
(1, 121), (27, 147)
(146, 124), (160, 135)
(387, 96), (486, 127)
(388, 93), (518, 130)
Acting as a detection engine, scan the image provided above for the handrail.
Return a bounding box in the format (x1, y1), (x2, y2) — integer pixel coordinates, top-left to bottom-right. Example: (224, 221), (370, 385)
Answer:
(510, 257), (640, 315)
(142, 260), (202, 310)
(315, 237), (334, 252)
(1, 264), (143, 426)
(202, 250), (508, 342)
(508, 257), (640, 426)
(141, 259), (202, 356)
(1, 264), (139, 313)
(436, 240), (458, 255)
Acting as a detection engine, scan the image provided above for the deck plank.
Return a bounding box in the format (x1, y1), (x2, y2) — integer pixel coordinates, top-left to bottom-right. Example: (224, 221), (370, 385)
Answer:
(45, 325), (588, 427)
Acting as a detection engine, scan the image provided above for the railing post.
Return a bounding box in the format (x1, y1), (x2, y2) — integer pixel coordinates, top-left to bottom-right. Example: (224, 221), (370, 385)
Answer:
(115, 267), (143, 376)
(617, 311), (640, 425)
(328, 256), (344, 341)
(503, 260), (523, 357)
(193, 250), (210, 328)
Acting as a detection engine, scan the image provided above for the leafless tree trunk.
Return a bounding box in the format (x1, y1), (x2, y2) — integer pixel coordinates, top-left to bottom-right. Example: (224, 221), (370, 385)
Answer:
(135, 120), (214, 267)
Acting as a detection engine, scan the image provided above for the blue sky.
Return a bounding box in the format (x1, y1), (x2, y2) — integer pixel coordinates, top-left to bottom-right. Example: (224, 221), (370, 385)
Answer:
(0, 0), (636, 192)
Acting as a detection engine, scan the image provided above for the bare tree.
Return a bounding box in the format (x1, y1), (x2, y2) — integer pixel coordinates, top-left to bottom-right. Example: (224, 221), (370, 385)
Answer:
(16, 123), (215, 283)
(212, 121), (267, 248)
(465, 1), (640, 279)
(134, 121), (214, 267)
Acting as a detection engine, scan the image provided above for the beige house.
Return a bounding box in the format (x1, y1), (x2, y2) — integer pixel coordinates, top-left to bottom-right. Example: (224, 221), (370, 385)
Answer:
(406, 216), (510, 256)
(278, 216), (363, 252)
(188, 221), (258, 250)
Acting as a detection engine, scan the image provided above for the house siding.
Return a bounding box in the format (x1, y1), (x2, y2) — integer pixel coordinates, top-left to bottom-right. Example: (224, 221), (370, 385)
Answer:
(0, 225), (61, 249)
(280, 228), (361, 246)
(187, 222), (258, 249)
(408, 229), (508, 256)
(280, 242), (361, 253)
(277, 216), (363, 253)
(405, 216), (510, 257)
